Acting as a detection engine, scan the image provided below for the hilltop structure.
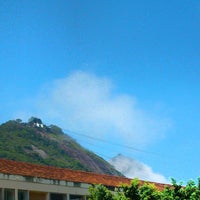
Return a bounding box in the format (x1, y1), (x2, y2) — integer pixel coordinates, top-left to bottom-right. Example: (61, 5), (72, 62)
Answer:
(28, 117), (44, 128)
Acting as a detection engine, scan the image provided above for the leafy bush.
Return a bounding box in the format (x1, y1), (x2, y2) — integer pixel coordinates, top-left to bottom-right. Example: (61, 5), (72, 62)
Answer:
(89, 178), (200, 200)
(89, 184), (114, 200)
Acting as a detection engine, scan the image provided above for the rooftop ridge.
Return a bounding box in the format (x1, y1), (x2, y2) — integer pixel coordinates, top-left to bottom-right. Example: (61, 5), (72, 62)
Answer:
(0, 158), (127, 179)
(0, 159), (168, 190)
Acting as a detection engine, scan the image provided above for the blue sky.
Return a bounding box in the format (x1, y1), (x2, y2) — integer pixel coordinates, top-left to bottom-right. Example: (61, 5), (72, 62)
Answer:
(1, 0), (200, 183)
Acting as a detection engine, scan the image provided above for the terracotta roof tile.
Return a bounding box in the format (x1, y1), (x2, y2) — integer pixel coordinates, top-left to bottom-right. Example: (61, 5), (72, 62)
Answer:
(0, 159), (168, 189)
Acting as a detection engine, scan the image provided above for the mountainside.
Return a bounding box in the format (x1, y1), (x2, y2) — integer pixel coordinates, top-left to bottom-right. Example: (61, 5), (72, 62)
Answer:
(0, 118), (122, 176)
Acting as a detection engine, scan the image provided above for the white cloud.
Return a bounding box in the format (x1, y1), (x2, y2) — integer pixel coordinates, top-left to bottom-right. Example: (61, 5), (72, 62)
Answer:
(35, 71), (170, 146)
(109, 154), (169, 183)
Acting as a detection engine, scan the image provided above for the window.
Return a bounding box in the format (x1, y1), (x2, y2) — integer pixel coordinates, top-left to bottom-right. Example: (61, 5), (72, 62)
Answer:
(50, 193), (66, 200)
(0, 189), (2, 200)
(18, 190), (28, 200)
(69, 195), (84, 200)
(4, 189), (15, 200)
(73, 182), (81, 187)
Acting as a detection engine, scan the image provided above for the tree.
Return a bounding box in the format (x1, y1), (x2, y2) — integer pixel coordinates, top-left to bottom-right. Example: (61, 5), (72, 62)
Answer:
(49, 124), (64, 135)
(88, 178), (200, 200)
(118, 179), (140, 200)
(156, 178), (200, 200)
(139, 183), (161, 200)
(88, 184), (114, 200)
(15, 119), (22, 123)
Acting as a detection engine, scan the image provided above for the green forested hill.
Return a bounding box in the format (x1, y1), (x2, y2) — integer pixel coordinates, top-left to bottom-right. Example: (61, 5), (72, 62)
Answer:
(0, 118), (122, 176)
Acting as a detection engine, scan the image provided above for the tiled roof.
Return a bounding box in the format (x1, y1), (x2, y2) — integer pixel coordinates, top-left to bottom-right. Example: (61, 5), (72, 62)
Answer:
(0, 159), (167, 190)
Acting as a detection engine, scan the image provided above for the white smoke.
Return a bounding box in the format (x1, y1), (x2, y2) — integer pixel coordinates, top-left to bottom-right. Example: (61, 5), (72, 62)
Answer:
(110, 154), (168, 183)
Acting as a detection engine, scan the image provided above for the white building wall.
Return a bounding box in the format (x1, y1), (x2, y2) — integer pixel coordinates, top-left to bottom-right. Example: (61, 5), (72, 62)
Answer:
(0, 176), (89, 200)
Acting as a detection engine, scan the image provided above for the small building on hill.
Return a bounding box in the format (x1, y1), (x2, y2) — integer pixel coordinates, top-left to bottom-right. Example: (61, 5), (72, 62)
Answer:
(0, 159), (166, 200)
(28, 117), (44, 128)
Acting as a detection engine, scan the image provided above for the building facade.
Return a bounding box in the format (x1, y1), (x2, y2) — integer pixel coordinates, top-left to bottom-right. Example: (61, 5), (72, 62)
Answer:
(0, 173), (89, 200)
(0, 159), (166, 200)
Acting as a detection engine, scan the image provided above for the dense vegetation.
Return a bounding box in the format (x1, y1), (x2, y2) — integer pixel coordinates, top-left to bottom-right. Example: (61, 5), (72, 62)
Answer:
(89, 178), (200, 200)
(0, 117), (121, 176)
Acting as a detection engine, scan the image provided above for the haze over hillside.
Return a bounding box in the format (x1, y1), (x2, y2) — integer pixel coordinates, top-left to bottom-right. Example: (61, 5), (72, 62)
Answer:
(110, 154), (168, 183)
